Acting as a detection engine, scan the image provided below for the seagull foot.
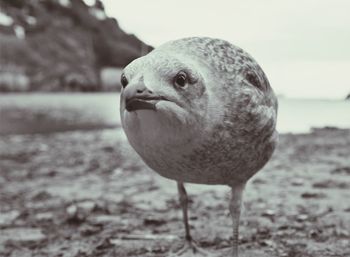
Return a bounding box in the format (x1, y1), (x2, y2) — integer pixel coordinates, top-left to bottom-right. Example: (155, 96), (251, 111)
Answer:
(168, 240), (211, 257)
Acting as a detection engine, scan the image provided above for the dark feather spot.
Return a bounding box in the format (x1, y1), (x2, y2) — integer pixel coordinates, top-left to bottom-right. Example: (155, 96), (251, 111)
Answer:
(246, 72), (264, 91)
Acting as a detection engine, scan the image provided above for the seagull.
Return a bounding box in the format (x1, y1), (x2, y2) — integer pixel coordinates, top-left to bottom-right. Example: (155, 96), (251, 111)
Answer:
(120, 37), (278, 257)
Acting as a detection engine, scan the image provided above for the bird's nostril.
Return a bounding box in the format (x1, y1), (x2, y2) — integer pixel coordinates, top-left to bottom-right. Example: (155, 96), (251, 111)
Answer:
(136, 89), (144, 94)
(148, 90), (153, 94)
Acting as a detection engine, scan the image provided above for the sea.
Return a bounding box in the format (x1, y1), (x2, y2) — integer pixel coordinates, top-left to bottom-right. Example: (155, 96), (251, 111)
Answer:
(0, 93), (349, 134)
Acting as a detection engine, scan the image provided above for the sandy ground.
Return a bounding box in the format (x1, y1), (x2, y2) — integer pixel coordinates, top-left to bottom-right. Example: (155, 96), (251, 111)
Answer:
(0, 127), (350, 257)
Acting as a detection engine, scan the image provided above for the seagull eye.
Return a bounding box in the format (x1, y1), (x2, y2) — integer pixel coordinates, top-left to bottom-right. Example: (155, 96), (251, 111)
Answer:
(174, 71), (187, 88)
(121, 73), (128, 88)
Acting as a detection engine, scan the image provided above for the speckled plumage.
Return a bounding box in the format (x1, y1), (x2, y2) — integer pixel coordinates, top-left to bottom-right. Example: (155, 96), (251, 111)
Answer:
(120, 37), (278, 257)
(120, 37), (278, 186)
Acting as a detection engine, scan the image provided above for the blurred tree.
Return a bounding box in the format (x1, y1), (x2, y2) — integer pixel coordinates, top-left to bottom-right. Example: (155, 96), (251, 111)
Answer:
(0, 0), (152, 91)
(2, 0), (25, 8)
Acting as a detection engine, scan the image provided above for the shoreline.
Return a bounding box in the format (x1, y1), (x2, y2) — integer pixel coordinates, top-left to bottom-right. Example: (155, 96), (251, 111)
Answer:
(0, 126), (349, 257)
(1, 93), (350, 135)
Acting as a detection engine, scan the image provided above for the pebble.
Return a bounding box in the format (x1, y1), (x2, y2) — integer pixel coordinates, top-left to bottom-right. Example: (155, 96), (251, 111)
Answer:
(66, 200), (96, 221)
(88, 215), (122, 225)
(0, 228), (46, 244)
(259, 239), (275, 247)
(313, 180), (349, 189)
(0, 210), (20, 226)
(77, 201), (96, 212)
(79, 224), (102, 236)
(335, 228), (349, 237)
(35, 212), (54, 222)
(301, 192), (326, 199)
(66, 205), (78, 217)
(296, 214), (309, 222)
(291, 178), (304, 186)
(262, 209), (276, 217)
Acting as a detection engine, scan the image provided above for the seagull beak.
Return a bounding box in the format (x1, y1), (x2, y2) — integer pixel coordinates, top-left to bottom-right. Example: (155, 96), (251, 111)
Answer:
(123, 82), (165, 112)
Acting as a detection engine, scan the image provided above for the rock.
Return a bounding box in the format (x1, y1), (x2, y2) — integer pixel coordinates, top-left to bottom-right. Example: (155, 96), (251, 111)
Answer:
(0, 210), (20, 226)
(35, 212), (54, 222)
(335, 228), (349, 237)
(66, 201), (96, 222)
(346, 93), (350, 100)
(79, 224), (102, 236)
(88, 215), (122, 225)
(301, 192), (326, 199)
(259, 239), (276, 247)
(143, 216), (167, 226)
(313, 179), (349, 189)
(331, 166), (350, 175)
(296, 214), (309, 222)
(252, 178), (267, 184)
(309, 228), (322, 238)
(66, 204), (78, 218)
(0, 228), (46, 244)
(261, 209), (276, 218)
(291, 178), (305, 186)
(77, 201), (96, 212)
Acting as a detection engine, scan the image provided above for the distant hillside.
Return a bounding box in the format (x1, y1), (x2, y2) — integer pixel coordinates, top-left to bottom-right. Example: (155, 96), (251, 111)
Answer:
(0, 0), (152, 92)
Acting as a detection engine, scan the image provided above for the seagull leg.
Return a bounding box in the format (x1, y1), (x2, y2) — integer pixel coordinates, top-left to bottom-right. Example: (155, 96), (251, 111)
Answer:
(168, 182), (209, 257)
(229, 183), (245, 257)
(177, 182), (192, 243)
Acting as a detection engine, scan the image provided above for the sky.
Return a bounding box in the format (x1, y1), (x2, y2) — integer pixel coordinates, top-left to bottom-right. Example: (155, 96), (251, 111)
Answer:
(99, 0), (350, 99)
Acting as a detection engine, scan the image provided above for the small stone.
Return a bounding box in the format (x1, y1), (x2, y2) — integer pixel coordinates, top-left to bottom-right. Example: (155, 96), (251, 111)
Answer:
(336, 228), (349, 237)
(331, 166), (350, 175)
(66, 201), (96, 222)
(88, 215), (122, 225)
(309, 229), (322, 238)
(143, 216), (166, 226)
(259, 239), (275, 247)
(0, 210), (20, 226)
(262, 209), (275, 217)
(79, 224), (102, 236)
(0, 228), (46, 244)
(66, 205), (78, 217)
(301, 192), (326, 199)
(257, 227), (271, 237)
(313, 180), (349, 189)
(35, 212), (53, 222)
(77, 201), (96, 213)
(112, 168), (123, 177)
(296, 214), (308, 222)
(252, 178), (267, 184)
(291, 178), (304, 186)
